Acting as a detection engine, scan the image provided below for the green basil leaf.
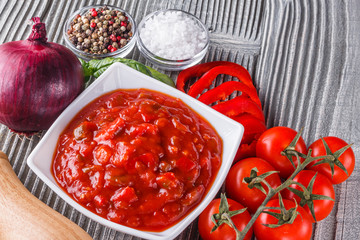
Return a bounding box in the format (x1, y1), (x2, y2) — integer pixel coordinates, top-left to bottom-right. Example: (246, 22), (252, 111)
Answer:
(80, 57), (175, 87)
(88, 57), (117, 71)
(79, 58), (92, 83)
(145, 65), (175, 87)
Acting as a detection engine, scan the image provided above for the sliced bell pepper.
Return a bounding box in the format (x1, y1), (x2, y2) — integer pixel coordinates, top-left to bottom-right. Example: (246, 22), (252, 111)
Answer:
(187, 65), (254, 98)
(177, 61), (266, 163)
(233, 141), (258, 163)
(176, 61), (252, 92)
(197, 81), (261, 108)
(231, 114), (267, 145)
(230, 114), (266, 162)
(211, 95), (265, 123)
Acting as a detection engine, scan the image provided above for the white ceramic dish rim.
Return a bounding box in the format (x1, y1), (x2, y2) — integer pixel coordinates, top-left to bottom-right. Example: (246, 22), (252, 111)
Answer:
(27, 62), (243, 240)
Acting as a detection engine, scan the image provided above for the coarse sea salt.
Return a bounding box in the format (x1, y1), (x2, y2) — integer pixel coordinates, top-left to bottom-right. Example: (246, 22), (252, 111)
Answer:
(140, 10), (208, 60)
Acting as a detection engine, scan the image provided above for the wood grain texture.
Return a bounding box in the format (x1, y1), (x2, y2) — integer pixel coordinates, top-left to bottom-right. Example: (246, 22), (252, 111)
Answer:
(0, 0), (359, 239)
(0, 151), (92, 240)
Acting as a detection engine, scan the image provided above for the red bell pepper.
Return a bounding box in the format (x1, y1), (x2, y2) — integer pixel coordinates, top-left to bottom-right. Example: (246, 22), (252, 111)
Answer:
(211, 95), (265, 123)
(187, 65), (254, 98)
(197, 81), (261, 108)
(177, 61), (266, 163)
(234, 141), (258, 163)
(176, 61), (252, 92)
(231, 114), (266, 145)
(231, 115), (266, 162)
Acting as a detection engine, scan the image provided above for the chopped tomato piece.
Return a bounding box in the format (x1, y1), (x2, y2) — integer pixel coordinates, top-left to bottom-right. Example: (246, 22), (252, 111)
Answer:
(126, 216), (141, 228)
(156, 172), (181, 190)
(128, 123), (159, 137)
(176, 156), (197, 172)
(154, 117), (169, 128)
(63, 157), (84, 184)
(172, 117), (189, 132)
(156, 172), (184, 201)
(82, 165), (103, 174)
(111, 186), (138, 209)
(73, 121), (97, 141)
(94, 194), (108, 208)
(104, 168), (133, 188)
(89, 171), (104, 190)
(146, 211), (168, 227)
(71, 180), (94, 203)
(159, 161), (173, 172)
(110, 141), (136, 168)
(94, 117), (125, 142)
(78, 141), (96, 158)
(162, 202), (182, 220)
(94, 145), (113, 165)
(181, 185), (205, 206)
(107, 209), (125, 222)
(138, 169), (157, 188)
(138, 195), (167, 214)
(136, 153), (159, 171)
(119, 105), (139, 121)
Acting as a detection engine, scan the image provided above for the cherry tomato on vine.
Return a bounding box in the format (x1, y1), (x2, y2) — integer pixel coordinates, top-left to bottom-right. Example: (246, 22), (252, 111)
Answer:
(256, 126), (307, 179)
(306, 136), (355, 184)
(225, 157), (282, 213)
(282, 170), (335, 222)
(198, 198), (253, 240)
(254, 199), (313, 240)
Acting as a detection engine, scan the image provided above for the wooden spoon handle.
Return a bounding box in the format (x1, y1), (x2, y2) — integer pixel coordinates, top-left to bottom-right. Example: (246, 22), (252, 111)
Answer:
(0, 151), (92, 240)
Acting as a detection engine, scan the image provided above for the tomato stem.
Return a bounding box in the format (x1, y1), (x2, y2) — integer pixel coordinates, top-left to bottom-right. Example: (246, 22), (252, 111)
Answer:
(222, 212), (242, 240)
(211, 193), (248, 239)
(237, 133), (332, 239)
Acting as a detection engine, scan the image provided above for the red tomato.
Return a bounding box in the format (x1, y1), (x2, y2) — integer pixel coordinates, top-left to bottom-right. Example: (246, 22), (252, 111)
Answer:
(306, 136), (355, 184)
(198, 198), (253, 240)
(282, 170), (335, 222)
(225, 157), (282, 213)
(256, 126), (307, 179)
(254, 199), (313, 240)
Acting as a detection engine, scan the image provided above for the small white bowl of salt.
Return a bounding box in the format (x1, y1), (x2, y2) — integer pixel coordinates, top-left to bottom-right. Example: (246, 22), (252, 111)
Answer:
(137, 9), (209, 71)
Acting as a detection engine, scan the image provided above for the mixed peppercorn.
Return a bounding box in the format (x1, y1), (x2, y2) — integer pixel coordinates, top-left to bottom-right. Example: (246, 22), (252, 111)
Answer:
(67, 6), (133, 54)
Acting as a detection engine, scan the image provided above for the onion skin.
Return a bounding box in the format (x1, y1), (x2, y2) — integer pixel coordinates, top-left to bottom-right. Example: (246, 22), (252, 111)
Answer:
(0, 18), (84, 134)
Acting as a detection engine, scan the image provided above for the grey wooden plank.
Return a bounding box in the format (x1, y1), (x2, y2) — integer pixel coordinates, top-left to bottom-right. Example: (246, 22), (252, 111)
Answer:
(257, 1), (359, 240)
(332, 0), (360, 239)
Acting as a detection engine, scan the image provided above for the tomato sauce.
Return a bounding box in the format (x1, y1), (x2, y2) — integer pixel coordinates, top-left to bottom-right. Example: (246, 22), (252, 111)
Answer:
(52, 89), (222, 231)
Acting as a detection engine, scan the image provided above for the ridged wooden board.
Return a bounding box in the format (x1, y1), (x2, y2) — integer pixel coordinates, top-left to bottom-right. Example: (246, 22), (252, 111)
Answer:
(0, 0), (359, 239)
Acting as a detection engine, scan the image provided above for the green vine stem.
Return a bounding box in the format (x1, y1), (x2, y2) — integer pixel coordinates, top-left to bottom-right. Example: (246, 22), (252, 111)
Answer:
(237, 148), (328, 239)
(222, 212), (242, 240)
(210, 193), (247, 240)
(210, 131), (352, 240)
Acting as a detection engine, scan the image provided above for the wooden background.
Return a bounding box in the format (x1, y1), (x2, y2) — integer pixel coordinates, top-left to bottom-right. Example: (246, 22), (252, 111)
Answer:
(0, 0), (359, 239)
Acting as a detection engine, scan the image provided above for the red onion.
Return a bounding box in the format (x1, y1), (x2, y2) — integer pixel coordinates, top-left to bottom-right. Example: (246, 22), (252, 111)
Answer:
(0, 17), (84, 135)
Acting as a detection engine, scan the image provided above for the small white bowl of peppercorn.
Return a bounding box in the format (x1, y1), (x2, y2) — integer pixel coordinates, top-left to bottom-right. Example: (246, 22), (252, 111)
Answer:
(63, 5), (136, 60)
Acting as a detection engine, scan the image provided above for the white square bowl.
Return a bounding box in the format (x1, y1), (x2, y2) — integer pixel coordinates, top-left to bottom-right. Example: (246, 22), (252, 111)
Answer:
(27, 62), (244, 240)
